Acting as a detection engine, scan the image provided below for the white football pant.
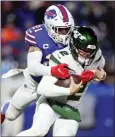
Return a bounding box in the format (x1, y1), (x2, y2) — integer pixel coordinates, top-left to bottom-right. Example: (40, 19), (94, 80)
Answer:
(17, 96), (79, 136)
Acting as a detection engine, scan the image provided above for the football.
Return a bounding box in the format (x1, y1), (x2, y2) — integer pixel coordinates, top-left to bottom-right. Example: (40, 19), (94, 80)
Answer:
(55, 75), (81, 88)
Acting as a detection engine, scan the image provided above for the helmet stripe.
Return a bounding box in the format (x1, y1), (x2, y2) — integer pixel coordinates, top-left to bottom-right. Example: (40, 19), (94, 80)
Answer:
(55, 4), (69, 22)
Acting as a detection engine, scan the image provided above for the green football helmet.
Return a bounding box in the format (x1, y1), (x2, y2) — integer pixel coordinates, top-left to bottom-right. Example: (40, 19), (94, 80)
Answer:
(70, 26), (99, 66)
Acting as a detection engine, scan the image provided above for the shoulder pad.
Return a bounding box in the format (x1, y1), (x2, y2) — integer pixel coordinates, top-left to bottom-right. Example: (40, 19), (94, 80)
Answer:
(25, 25), (43, 46)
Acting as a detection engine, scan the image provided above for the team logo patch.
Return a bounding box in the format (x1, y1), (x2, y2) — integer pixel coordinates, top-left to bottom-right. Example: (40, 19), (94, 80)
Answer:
(45, 9), (57, 19)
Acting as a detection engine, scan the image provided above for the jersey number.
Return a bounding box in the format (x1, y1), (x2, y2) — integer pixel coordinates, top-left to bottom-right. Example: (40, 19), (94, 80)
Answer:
(32, 25), (42, 33)
(57, 51), (69, 59)
(60, 51), (69, 56)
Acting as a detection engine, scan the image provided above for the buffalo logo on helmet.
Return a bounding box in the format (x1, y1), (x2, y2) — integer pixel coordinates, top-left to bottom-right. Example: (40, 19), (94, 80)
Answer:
(45, 9), (57, 19)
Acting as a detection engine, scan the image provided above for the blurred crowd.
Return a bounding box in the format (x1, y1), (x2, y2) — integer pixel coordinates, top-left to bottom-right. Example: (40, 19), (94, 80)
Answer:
(1, 1), (115, 84)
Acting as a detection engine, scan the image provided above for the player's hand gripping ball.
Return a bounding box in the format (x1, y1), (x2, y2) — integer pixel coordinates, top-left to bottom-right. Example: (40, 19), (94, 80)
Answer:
(55, 70), (95, 87)
(55, 74), (81, 88)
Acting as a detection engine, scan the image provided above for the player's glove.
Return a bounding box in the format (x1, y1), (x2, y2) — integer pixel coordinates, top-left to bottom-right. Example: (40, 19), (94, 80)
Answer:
(51, 63), (70, 79)
(80, 70), (95, 84)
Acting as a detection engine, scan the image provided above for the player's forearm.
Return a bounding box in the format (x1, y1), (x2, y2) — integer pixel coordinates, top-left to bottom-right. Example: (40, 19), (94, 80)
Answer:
(38, 84), (70, 97)
(27, 51), (51, 76)
(37, 76), (70, 97)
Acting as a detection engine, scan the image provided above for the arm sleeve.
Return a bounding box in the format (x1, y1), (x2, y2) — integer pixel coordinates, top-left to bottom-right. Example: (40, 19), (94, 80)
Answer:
(27, 50), (51, 76)
(37, 76), (70, 97)
(26, 27), (52, 76)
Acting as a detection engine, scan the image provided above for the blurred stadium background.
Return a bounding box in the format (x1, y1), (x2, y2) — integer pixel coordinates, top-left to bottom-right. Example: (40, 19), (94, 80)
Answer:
(1, 1), (115, 136)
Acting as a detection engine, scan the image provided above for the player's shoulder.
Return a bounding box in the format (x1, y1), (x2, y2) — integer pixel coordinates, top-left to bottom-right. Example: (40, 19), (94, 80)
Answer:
(25, 24), (45, 39)
(50, 46), (71, 64)
(25, 25), (42, 46)
(25, 24), (48, 47)
(52, 46), (70, 56)
(94, 48), (103, 62)
(89, 48), (105, 69)
(26, 24), (45, 35)
(88, 48), (103, 68)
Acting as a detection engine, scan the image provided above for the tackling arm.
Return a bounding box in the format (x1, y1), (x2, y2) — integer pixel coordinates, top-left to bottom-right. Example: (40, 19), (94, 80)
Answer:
(27, 46), (70, 79)
(37, 76), (70, 97)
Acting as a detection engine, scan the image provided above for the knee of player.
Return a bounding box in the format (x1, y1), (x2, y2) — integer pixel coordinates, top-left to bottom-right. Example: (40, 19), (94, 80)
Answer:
(5, 106), (19, 121)
(5, 111), (17, 121)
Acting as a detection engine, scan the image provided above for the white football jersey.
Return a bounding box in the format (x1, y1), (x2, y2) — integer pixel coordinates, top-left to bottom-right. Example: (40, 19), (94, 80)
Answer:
(49, 46), (105, 72)
(48, 46), (105, 108)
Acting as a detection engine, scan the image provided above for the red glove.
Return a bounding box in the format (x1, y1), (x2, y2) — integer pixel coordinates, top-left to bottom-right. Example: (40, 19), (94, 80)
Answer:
(80, 70), (95, 84)
(51, 63), (70, 79)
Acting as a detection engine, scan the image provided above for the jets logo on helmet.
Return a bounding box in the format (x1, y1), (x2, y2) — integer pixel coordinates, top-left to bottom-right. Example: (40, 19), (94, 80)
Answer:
(44, 4), (75, 45)
(73, 30), (85, 40)
(45, 9), (57, 19)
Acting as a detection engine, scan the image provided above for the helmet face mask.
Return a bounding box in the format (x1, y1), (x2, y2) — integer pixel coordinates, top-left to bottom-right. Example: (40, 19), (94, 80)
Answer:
(76, 49), (95, 58)
(44, 4), (75, 45)
(45, 24), (72, 45)
(52, 26), (71, 35)
(70, 27), (99, 66)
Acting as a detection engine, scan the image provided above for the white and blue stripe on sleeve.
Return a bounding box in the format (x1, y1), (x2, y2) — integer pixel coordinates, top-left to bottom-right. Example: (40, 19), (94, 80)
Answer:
(25, 29), (36, 46)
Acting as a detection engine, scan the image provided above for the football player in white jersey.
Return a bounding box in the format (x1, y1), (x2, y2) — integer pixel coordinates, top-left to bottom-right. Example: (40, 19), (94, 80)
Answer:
(17, 26), (106, 136)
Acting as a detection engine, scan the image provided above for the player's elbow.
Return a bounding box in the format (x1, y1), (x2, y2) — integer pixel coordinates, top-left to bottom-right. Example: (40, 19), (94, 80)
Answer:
(37, 83), (46, 95)
(27, 61), (36, 76)
(27, 50), (42, 76)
